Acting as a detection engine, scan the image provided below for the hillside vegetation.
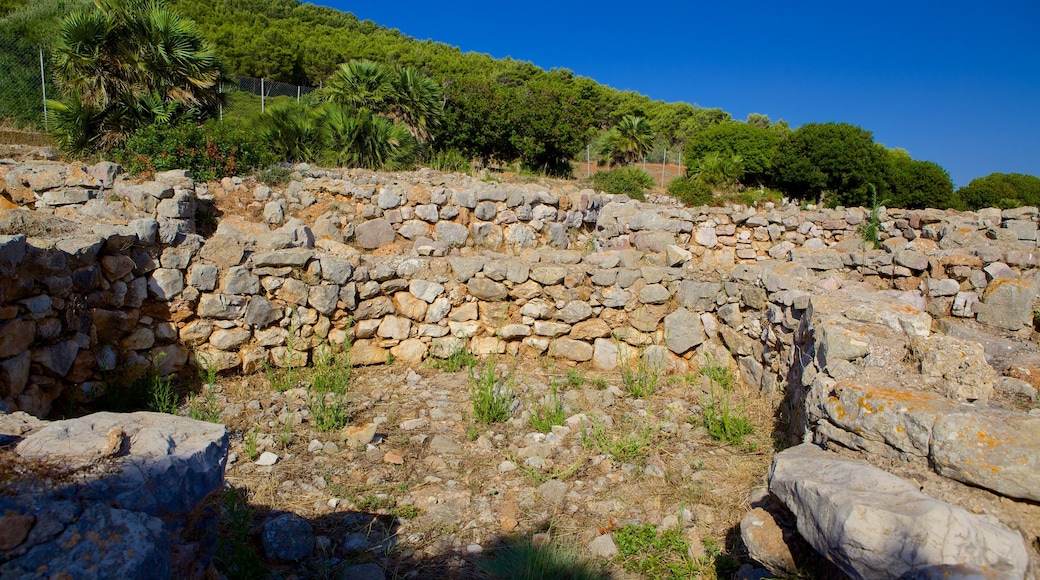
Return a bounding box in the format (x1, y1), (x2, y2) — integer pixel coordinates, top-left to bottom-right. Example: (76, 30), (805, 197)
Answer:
(1, 0), (1038, 210)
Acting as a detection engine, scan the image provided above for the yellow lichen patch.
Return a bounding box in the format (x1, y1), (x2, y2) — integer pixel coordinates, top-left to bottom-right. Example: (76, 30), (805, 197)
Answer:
(895, 425), (905, 433)
(976, 431), (999, 447)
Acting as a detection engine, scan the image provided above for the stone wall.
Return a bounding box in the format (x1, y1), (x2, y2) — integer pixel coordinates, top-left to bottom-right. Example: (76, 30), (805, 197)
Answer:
(2, 160), (1039, 575)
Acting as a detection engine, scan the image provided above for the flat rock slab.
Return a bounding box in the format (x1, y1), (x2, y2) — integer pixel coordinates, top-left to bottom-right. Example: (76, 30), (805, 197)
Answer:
(16, 411), (228, 519)
(769, 444), (1028, 580)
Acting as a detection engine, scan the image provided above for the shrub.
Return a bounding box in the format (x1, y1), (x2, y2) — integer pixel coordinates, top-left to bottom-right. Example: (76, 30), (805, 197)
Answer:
(120, 119), (274, 181)
(667, 176), (713, 206)
(591, 166), (654, 200)
(427, 148), (472, 174)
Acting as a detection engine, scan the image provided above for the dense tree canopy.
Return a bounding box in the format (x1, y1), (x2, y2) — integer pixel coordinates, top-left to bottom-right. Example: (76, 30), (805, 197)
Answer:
(687, 122), (781, 186)
(956, 173), (1040, 210)
(773, 122), (887, 207)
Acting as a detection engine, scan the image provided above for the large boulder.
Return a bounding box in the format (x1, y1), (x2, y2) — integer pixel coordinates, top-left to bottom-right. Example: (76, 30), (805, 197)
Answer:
(769, 444), (1028, 579)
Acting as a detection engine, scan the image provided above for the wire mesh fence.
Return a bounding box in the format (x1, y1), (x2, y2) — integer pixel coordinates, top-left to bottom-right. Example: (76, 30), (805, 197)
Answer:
(235, 77), (316, 101)
(0, 36), (50, 131)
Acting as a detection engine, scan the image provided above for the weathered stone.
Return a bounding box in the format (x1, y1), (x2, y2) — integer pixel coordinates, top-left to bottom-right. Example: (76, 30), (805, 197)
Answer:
(638, 283), (670, 304)
(592, 338), (619, 371)
(377, 316), (411, 341)
(436, 221), (469, 247)
(0, 503), (171, 579)
(930, 411), (1040, 502)
(16, 411), (227, 518)
(556, 301), (593, 324)
(223, 266), (259, 295)
(390, 338), (427, 364)
(550, 338), (593, 362)
(530, 266), (566, 286)
(179, 320), (214, 346)
(308, 284), (340, 316)
(568, 318), (611, 341)
(447, 257), (483, 281)
(209, 328), (252, 351)
(0, 319), (35, 359)
(909, 335), (995, 402)
(467, 278), (507, 301)
(976, 278), (1035, 330)
(355, 219), (396, 249)
(664, 308), (706, 354)
(262, 513), (314, 562)
(409, 279), (445, 303)
(769, 444), (1028, 579)
(148, 268), (184, 300)
(497, 324), (532, 340)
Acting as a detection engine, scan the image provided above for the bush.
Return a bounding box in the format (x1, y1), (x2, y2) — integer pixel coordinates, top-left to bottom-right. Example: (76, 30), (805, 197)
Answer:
(591, 166), (654, 200)
(667, 176), (713, 206)
(120, 119), (275, 181)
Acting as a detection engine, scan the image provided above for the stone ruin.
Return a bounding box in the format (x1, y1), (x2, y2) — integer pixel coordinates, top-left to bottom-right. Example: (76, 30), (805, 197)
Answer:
(0, 157), (1038, 578)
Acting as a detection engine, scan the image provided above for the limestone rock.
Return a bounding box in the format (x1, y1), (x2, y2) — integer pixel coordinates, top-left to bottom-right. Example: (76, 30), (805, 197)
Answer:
(769, 444), (1028, 579)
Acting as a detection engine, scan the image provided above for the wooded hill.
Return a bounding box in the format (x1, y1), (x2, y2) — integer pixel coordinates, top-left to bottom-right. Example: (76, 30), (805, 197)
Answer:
(2, 0), (1038, 210)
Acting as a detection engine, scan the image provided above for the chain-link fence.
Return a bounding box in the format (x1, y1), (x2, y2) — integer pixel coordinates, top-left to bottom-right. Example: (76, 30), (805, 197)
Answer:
(0, 35), (50, 131)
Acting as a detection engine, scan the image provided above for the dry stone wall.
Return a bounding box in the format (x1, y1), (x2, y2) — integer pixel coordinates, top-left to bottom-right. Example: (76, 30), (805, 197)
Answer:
(2, 159), (1040, 576)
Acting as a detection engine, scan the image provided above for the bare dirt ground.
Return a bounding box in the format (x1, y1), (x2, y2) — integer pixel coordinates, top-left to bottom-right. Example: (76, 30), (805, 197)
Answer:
(208, 355), (777, 579)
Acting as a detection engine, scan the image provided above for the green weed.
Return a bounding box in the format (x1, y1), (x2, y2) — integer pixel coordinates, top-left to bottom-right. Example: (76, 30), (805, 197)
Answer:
(310, 344), (351, 395)
(613, 523), (708, 579)
(429, 343), (478, 372)
(581, 419), (653, 464)
(565, 368), (586, 389)
(310, 392), (350, 432)
(216, 488), (268, 580)
(620, 351), (661, 398)
(148, 373), (178, 414)
(469, 354), (514, 424)
(529, 384), (566, 433)
(244, 427), (259, 461)
(186, 388), (221, 423)
(699, 361), (753, 446)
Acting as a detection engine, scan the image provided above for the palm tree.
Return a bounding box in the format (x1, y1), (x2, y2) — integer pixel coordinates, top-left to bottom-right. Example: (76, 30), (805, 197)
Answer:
(388, 66), (442, 143)
(50, 0), (225, 152)
(322, 59), (392, 114)
(598, 115), (654, 167)
(315, 104), (415, 170)
(323, 59), (442, 144)
(260, 103), (317, 163)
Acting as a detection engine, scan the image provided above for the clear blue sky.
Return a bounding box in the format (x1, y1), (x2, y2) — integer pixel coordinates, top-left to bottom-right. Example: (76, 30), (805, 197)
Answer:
(315, 0), (1039, 187)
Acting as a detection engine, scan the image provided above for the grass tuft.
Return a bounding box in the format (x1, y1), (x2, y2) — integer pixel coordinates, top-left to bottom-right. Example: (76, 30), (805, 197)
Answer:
(470, 354), (514, 424)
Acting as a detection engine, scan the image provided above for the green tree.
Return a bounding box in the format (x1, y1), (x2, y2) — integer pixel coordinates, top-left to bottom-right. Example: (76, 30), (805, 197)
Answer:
(49, 0), (225, 152)
(956, 173), (1040, 210)
(687, 121), (780, 186)
(882, 148), (955, 209)
(599, 115), (653, 166)
(773, 122), (886, 206)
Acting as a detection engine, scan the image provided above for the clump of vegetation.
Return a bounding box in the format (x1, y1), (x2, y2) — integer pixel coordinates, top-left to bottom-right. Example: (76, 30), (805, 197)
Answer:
(478, 537), (607, 580)
(429, 343), (479, 372)
(216, 488), (268, 580)
(699, 360), (753, 446)
(120, 119), (275, 181)
(857, 184), (887, 249)
(529, 384), (566, 433)
(620, 350), (661, 398)
(581, 418), (653, 464)
(469, 354), (514, 424)
(667, 175), (713, 206)
(186, 387), (221, 423)
(591, 166), (655, 200)
(613, 523), (732, 579)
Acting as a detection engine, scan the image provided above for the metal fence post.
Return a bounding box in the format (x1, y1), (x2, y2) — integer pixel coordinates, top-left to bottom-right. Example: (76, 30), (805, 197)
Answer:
(261, 78), (265, 113)
(39, 47), (48, 130)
